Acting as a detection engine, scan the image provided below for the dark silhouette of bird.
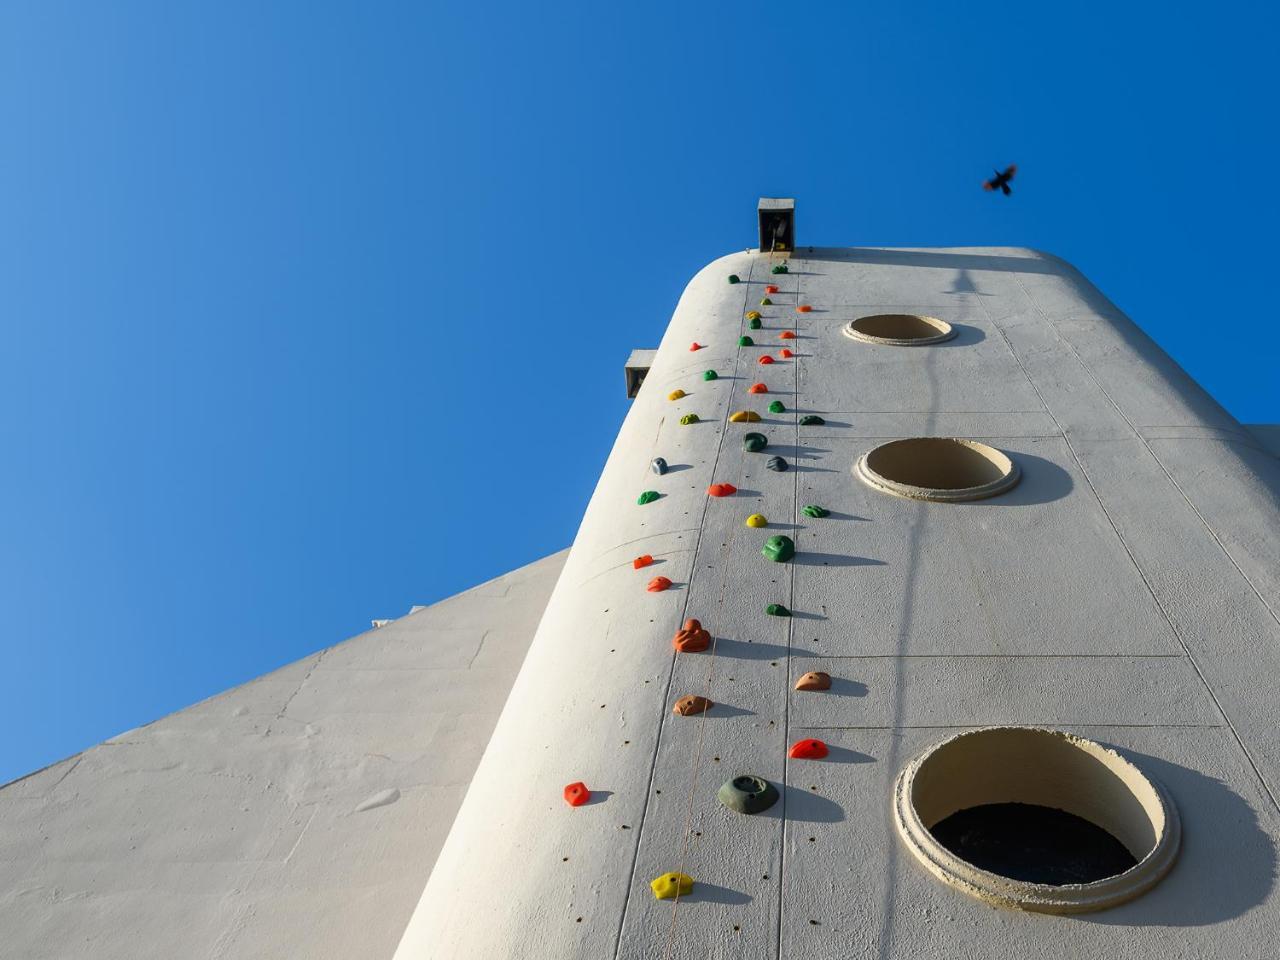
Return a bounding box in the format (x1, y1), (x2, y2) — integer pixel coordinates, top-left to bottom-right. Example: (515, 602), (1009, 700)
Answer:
(983, 164), (1017, 195)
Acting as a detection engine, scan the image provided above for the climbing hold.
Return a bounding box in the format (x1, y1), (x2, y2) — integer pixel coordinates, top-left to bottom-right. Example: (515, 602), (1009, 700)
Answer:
(748, 317), (762, 330)
(768, 400), (786, 414)
(633, 554), (654, 569)
(772, 263), (789, 274)
(765, 284), (780, 294)
(689, 342), (702, 351)
(564, 782), (591, 806)
(651, 457), (668, 475)
(745, 514), (768, 528)
(767, 456), (788, 472)
(745, 311), (762, 321)
(760, 297), (773, 306)
(762, 535), (795, 562)
(647, 576), (673, 593)
(795, 671), (832, 691)
(707, 483), (737, 497)
(728, 274), (740, 284)
(743, 433), (768, 453)
(738, 335), (754, 347)
(799, 415), (825, 426)
(788, 738), (829, 760)
(668, 389), (686, 401)
(673, 694), (713, 716)
(638, 491), (660, 505)
(779, 348), (794, 358)
(801, 504), (828, 518)
(758, 355), (774, 365)
(766, 603), (790, 617)
(718, 775), (780, 815)
(680, 413), (700, 425)
(796, 304), (812, 313)
(672, 618), (711, 653)
(779, 330), (796, 339)
(703, 370), (718, 381)
(729, 410), (761, 423)
(651, 872), (694, 901)
(748, 383), (768, 394)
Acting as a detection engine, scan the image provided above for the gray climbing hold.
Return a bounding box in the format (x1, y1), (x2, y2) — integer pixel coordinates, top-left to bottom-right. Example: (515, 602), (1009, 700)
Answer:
(717, 775), (779, 815)
(652, 457), (668, 476)
(767, 455), (787, 472)
(799, 415), (825, 426)
(743, 432), (768, 453)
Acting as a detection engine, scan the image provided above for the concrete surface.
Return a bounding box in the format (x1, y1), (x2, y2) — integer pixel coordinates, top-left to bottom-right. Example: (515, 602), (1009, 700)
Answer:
(395, 247), (1280, 959)
(0, 549), (567, 960)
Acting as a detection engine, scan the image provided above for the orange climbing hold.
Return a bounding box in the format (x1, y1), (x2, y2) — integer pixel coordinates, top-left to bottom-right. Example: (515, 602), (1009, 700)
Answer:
(748, 383), (768, 394)
(672, 618), (711, 653)
(758, 355), (774, 365)
(765, 284), (780, 294)
(788, 738), (829, 760)
(707, 483), (738, 497)
(633, 554), (654, 569)
(647, 576), (673, 592)
(564, 782), (591, 806)
(779, 348), (794, 359)
(689, 342), (702, 351)
(779, 330), (796, 339)
(796, 305), (812, 313)
(673, 694), (713, 716)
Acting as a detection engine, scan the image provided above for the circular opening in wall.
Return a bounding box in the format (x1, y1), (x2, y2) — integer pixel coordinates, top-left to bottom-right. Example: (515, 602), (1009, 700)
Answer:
(842, 314), (956, 345)
(893, 727), (1180, 914)
(855, 437), (1020, 502)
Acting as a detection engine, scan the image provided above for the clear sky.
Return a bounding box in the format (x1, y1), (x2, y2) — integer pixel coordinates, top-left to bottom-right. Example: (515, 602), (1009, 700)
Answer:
(1, 3), (1277, 784)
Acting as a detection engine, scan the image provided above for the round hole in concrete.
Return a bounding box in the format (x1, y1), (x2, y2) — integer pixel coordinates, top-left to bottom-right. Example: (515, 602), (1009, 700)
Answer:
(842, 313), (956, 345)
(893, 727), (1180, 914)
(854, 437), (1020, 502)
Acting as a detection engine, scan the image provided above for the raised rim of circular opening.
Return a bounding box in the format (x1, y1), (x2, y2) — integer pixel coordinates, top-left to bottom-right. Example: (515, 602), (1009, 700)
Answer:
(893, 727), (1180, 914)
(842, 313), (956, 346)
(855, 437), (1020, 502)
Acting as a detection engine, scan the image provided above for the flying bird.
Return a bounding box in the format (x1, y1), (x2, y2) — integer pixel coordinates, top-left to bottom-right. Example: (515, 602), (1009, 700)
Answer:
(983, 164), (1017, 195)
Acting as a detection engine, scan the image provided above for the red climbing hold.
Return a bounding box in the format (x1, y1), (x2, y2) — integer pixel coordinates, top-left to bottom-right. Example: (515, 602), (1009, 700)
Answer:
(796, 305), (812, 313)
(564, 782), (591, 806)
(647, 576), (673, 592)
(779, 348), (794, 359)
(779, 330), (796, 339)
(673, 618), (712, 653)
(748, 383), (768, 394)
(707, 483), (738, 497)
(788, 739), (829, 760)
(765, 284), (780, 294)
(690, 342), (703, 351)
(758, 356), (774, 365)
(633, 555), (654, 569)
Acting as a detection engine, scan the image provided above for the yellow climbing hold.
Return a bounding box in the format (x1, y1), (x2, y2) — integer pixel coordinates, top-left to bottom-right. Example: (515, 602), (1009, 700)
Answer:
(745, 310), (762, 321)
(729, 410), (762, 423)
(745, 514), (767, 528)
(668, 389), (687, 401)
(650, 872), (694, 901)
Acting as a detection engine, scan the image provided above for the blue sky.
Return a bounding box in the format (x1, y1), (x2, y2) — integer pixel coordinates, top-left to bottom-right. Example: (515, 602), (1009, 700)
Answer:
(1, 2), (1277, 783)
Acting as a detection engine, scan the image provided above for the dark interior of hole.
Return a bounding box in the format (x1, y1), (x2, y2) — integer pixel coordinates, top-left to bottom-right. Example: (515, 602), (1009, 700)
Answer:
(866, 442), (1005, 489)
(852, 314), (942, 339)
(928, 802), (1138, 885)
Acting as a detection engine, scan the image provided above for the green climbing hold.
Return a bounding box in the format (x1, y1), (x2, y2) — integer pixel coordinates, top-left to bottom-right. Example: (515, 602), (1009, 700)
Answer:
(766, 603), (791, 617)
(759, 297), (773, 306)
(802, 504), (829, 518)
(743, 432), (768, 453)
(762, 534), (795, 563)
(748, 317), (762, 330)
(680, 413), (699, 425)
(768, 400), (785, 414)
(638, 491), (660, 505)
(738, 335), (754, 347)
(703, 370), (718, 381)
(799, 415), (825, 426)
(772, 263), (789, 274)
(717, 775), (780, 815)
(728, 274), (740, 284)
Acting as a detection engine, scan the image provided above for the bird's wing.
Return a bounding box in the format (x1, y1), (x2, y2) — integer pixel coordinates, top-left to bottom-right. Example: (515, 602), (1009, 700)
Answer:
(1004, 164), (1017, 178)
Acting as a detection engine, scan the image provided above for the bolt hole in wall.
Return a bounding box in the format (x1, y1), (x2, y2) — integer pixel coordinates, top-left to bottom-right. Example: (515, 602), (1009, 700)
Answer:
(894, 728), (1181, 913)
(842, 313), (956, 346)
(856, 437), (1021, 502)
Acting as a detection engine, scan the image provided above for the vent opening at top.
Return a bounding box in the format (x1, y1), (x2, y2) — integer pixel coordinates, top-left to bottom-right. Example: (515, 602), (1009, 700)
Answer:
(842, 313), (956, 345)
(855, 437), (1020, 502)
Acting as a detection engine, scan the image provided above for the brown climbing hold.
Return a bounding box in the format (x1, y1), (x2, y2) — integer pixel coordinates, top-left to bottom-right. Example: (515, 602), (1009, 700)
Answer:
(707, 483), (738, 497)
(795, 671), (832, 691)
(758, 355), (774, 365)
(788, 738), (828, 760)
(728, 410), (761, 423)
(748, 383), (768, 394)
(765, 284), (780, 294)
(689, 342), (702, 351)
(672, 618), (711, 653)
(564, 781), (591, 806)
(673, 695), (713, 716)
(796, 304), (812, 313)
(779, 330), (796, 339)
(647, 576), (673, 592)
(633, 554), (654, 569)
(779, 348), (793, 358)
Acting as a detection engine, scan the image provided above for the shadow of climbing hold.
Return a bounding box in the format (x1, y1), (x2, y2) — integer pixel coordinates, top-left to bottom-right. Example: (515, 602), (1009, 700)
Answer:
(758, 356), (774, 366)
(638, 491), (660, 505)
(763, 535), (795, 562)
(798, 415), (824, 426)
(780, 330), (796, 339)
(647, 576), (673, 592)
(746, 514), (768, 528)
(673, 618), (711, 653)
(718, 775), (779, 815)
(633, 555), (654, 569)
(703, 370), (718, 381)
(795, 671), (832, 691)
(765, 284), (780, 294)
(673, 694), (713, 716)
(738, 335), (754, 347)
(707, 482), (737, 497)
(680, 413), (700, 425)
(728, 274), (740, 284)
(772, 263), (788, 274)
(768, 400), (786, 414)
(767, 456), (788, 472)
(652, 457), (668, 475)
(789, 738), (828, 760)
(668, 389), (686, 401)
(760, 297), (773, 306)
(564, 782), (591, 806)
(748, 383), (768, 394)
(651, 872), (694, 901)
(796, 304), (812, 313)
(766, 603), (790, 616)
(779, 348), (794, 359)
(748, 317), (762, 330)
(689, 342), (702, 351)
(729, 410), (761, 423)
(743, 432), (768, 452)
(802, 504), (828, 518)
